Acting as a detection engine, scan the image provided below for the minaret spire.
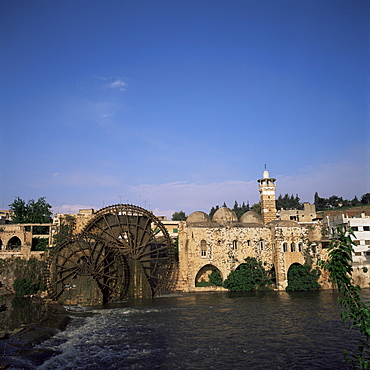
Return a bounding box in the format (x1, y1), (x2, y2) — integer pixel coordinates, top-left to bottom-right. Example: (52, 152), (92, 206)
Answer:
(257, 168), (277, 224)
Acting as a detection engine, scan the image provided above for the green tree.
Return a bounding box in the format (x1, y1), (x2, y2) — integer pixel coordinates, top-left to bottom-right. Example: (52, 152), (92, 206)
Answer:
(352, 195), (361, 206)
(31, 237), (49, 251)
(319, 227), (370, 368)
(250, 203), (261, 214)
(171, 210), (187, 221)
(223, 257), (272, 291)
(314, 192), (327, 211)
(361, 193), (370, 205)
(209, 270), (222, 286)
(286, 264), (321, 291)
(9, 197), (52, 224)
(209, 205), (219, 218)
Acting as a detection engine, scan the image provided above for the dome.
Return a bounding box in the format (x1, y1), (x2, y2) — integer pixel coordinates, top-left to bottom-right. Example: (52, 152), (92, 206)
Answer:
(263, 170), (270, 178)
(240, 211), (263, 224)
(212, 207), (238, 224)
(187, 211), (211, 223)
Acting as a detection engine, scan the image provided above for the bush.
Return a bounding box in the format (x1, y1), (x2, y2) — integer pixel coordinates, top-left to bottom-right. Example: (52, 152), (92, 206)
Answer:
(223, 257), (272, 292)
(31, 237), (49, 251)
(286, 264), (321, 291)
(13, 278), (44, 296)
(209, 270), (222, 286)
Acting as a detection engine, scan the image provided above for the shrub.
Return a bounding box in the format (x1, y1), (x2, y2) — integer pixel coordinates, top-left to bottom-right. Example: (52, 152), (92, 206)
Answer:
(286, 264), (321, 291)
(223, 257), (272, 291)
(209, 270), (222, 286)
(13, 278), (44, 296)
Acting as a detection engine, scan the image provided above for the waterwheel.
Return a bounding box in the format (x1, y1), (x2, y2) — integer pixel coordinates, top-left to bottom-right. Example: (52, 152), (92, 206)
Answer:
(47, 233), (128, 305)
(82, 204), (176, 297)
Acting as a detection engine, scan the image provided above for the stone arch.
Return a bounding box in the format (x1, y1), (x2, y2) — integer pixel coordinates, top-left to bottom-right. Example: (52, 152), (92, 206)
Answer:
(195, 264), (222, 287)
(7, 236), (21, 250)
(286, 262), (304, 286)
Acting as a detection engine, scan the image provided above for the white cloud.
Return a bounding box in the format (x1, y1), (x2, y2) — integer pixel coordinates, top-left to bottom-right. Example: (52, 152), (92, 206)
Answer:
(99, 112), (114, 118)
(106, 79), (127, 91)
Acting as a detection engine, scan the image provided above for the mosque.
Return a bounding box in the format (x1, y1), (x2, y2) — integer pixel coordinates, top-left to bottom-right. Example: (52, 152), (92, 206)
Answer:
(174, 169), (325, 291)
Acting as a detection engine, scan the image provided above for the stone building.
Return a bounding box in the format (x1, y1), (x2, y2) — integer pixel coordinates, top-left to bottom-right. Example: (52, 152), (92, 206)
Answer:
(175, 170), (324, 291)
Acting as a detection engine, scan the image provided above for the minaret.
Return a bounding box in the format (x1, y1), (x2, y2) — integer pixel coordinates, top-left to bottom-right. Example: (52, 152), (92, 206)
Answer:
(257, 168), (277, 224)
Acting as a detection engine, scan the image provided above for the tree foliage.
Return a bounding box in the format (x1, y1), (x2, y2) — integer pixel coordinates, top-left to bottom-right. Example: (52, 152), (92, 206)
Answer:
(286, 264), (321, 291)
(171, 211), (187, 221)
(319, 227), (370, 368)
(223, 257), (272, 291)
(314, 192), (368, 211)
(209, 270), (223, 286)
(276, 194), (303, 210)
(209, 201), (250, 219)
(13, 278), (44, 296)
(9, 196), (52, 232)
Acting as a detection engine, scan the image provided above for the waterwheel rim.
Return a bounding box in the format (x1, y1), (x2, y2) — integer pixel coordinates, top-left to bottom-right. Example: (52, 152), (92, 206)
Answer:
(82, 204), (176, 296)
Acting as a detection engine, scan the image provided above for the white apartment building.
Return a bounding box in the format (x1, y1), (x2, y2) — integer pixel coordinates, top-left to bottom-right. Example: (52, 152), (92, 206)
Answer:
(325, 213), (370, 263)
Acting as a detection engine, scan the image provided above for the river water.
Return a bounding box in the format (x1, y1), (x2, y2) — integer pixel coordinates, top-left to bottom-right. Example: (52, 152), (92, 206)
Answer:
(2, 289), (370, 369)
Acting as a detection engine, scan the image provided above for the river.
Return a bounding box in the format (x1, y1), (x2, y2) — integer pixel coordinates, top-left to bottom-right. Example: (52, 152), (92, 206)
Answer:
(1, 289), (369, 369)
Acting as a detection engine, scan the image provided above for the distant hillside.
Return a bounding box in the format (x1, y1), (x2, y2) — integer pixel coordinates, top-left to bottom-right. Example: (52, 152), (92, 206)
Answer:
(318, 204), (370, 218)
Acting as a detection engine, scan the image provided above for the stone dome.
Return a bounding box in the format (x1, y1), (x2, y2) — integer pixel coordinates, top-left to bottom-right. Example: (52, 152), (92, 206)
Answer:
(212, 207), (238, 224)
(187, 211), (211, 223)
(240, 211), (263, 224)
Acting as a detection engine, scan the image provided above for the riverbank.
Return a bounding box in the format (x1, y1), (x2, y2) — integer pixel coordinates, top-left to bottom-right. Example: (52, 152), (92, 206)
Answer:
(0, 300), (70, 369)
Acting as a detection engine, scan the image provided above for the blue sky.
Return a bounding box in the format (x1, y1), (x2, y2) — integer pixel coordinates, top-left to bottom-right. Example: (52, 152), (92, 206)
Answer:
(1, 0), (369, 218)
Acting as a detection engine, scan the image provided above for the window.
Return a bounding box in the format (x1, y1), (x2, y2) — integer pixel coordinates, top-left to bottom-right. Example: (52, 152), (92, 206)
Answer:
(298, 243), (303, 252)
(291, 243), (296, 252)
(352, 226), (359, 231)
(364, 226), (370, 231)
(283, 243), (288, 252)
(247, 240), (251, 246)
(232, 240), (238, 250)
(311, 245), (317, 254)
(365, 240), (370, 245)
(200, 240), (207, 257)
(354, 252), (362, 256)
(354, 240), (361, 245)
(259, 240), (264, 250)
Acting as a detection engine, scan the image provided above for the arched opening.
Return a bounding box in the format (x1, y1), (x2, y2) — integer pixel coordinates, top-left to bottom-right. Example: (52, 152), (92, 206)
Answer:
(291, 243), (296, 252)
(7, 236), (21, 250)
(286, 263), (321, 291)
(282, 242), (288, 252)
(298, 242), (303, 252)
(0, 239), (2, 250)
(195, 264), (222, 287)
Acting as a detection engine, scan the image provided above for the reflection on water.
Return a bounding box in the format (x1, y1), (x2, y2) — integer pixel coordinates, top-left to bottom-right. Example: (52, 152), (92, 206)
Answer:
(0, 296), (47, 334)
(1, 289), (370, 369)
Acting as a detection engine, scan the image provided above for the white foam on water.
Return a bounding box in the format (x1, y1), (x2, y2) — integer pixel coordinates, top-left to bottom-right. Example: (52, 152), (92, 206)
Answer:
(34, 306), (167, 369)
